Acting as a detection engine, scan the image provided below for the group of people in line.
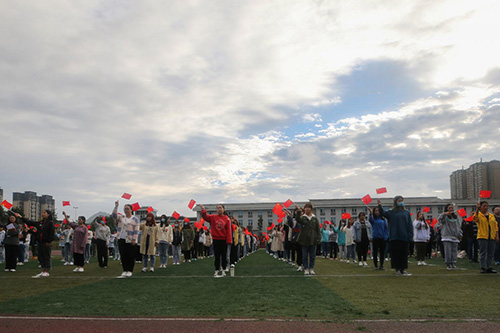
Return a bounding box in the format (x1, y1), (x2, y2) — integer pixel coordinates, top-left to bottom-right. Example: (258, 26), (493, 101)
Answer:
(1, 197), (499, 277)
(264, 197), (500, 276)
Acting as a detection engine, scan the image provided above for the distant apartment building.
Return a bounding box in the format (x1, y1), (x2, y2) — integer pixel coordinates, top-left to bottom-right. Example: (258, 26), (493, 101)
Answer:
(450, 160), (500, 200)
(0, 187), (3, 203)
(12, 191), (55, 221)
(195, 197), (487, 233)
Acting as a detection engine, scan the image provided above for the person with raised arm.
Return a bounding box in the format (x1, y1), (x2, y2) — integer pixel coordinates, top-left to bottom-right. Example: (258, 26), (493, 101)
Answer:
(16, 210), (55, 278)
(112, 201), (140, 278)
(199, 204), (232, 278)
(353, 212), (372, 267)
(377, 196), (413, 276)
(473, 201), (499, 274)
(367, 206), (389, 270)
(62, 211), (88, 273)
(413, 211), (430, 266)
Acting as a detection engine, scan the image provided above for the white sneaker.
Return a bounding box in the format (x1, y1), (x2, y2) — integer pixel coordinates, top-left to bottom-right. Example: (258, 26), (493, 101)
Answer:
(309, 269), (316, 275)
(421, 262), (427, 266)
(214, 271), (220, 278)
(78, 267), (84, 272)
(117, 272), (128, 279)
(73, 267), (79, 272)
(126, 271), (132, 277)
(142, 267), (147, 273)
(41, 272), (49, 277)
(64, 262), (69, 266)
(4, 269), (9, 272)
(17, 262), (24, 266)
(401, 270), (412, 276)
(150, 268), (154, 272)
(10, 269), (16, 272)
(220, 270), (226, 277)
(32, 272), (44, 278)
(297, 266), (304, 272)
(359, 261), (363, 266)
(304, 269), (310, 275)
(363, 261), (368, 267)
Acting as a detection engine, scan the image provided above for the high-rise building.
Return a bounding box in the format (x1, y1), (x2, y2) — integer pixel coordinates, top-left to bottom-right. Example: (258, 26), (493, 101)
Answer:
(12, 191), (55, 221)
(450, 160), (500, 200)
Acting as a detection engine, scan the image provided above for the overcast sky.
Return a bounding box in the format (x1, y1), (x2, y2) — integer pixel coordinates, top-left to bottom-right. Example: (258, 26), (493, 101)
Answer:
(1, 1), (500, 219)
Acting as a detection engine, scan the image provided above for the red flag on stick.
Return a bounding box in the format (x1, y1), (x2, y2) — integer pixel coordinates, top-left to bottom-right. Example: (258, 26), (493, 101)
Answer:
(147, 207), (154, 213)
(121, 193), (132, 200)
(464, 215), (474, 222)
(422, 207), (430, 213)
(431, 218), (438, 229)
(184, 217), (190, 223)
(131, 202), (140, 211)
(457, 209), (467, 218)
(267, 223), (275, 231)
(172, 211), (180, 220)
(62, 201), (71, 207)
(341, 213), (351, 219)
(361, 194), (372, 205)
(188, 199), (196, 210)
(283, 199), (293, 208)
(1, 200), (13, 210)
(479, 190), (492, 199)
(376, 187), (387, 194)
(273, 203), (283, 216)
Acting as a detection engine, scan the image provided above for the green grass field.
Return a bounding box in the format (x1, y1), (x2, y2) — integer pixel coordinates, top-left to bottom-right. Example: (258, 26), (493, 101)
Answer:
(1, 250), (499, 320)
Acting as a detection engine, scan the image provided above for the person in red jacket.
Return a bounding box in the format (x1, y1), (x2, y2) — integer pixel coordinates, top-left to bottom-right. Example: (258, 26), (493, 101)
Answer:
(200, 204), (232, 278)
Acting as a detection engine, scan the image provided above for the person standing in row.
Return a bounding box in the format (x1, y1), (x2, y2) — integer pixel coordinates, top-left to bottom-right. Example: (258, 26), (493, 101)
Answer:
(200, 204), (232, 278)
(158, 215), (172, 268)
(181, 221), (195, 263)
(113, 201), (140, 278)
(353, 212), (372, 267)
(368, 206), (389, 270)
(474, 201), (499, 274)
(3, 215), (20, 272)
(378, 196), (413, 276)
(63, 212), (88, 273)
(18, 210), (55, 278)
(93, 217), (111, 268)
(295, 203), (321, 276)
(140, 213), (159, 272)
(413, 211), (430, 266)
(203, 229), (212, 257)
(437, 204), (462, 270)
(171, 223), (182, 265)
(337, 220), (347, 261)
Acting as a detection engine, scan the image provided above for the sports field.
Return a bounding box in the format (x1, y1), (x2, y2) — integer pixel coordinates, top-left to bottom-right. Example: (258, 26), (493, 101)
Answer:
(1, 250), (499, 321)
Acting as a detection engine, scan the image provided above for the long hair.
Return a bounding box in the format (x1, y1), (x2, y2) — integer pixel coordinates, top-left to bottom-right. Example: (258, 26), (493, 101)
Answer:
(444, 203), (457, 219)
(160, 214), (169, 227)
(43, 209), (53, 222)
(146, 213), (156, 226)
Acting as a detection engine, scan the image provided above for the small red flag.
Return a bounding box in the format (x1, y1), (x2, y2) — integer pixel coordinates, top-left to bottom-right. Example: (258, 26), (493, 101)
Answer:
(361, 194), (372, 205)
(62, 201), (71, 207)
(188, 199), (196, 210)
(102, 216), (106, 223)
(55, 224), (60, 228)
(431, 218), (438, 228)
(479, 190), (492, 199)
(121, 193), (132, 200)
(457, 209), (467, 218)
(200, 218), (205, 223)
(184, 217), (190, 223)
(131, 202), (140, 211)
(267, 223), (275, 231)
(277, 218), (283, 223)
(283, 199), (293, 208)
(232, 224), (237, 231)
(1, 200), (13, 210)
(376, 187), (387, 194)
(203, 226), (208, 230)
(172, 211), (180, 220)
(341, 213), (351, 219)
(422, 207), (430, 213)
(272, 203), (283, 216)
(147, 207), (154, 213)
(464, 216), (474, 222)
(87, 225), (91, 230)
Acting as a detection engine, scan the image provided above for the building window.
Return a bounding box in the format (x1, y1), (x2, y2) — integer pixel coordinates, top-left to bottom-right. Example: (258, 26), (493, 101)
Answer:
(268, 211), (273, 217)
(438, 206), (443, 213)
(428, 207), (432, 213)
(341, 208), (347, 213)
(320, 217), (326, 223)
(416, 206), (422, 212)
(352, 208), (357, 214)
(248, 211), (253, 218)
(258, 210), (263, 216)
(332, 217), (337, 224)
(319, 208), (325, 216)
(238, 219), (243, 224)
(238, 211), (243, 218)
(268, 219), (273, 223)
(248, 219), (253, 226)
(330, 208), (336, 215)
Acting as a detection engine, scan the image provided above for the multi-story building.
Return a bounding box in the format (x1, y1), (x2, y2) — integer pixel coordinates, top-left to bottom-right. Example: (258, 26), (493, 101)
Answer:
(195, 197), (489, 234)
(12, 191), (55, 221)
(451, 160), (500, 199)
(0, 187), (3, 203)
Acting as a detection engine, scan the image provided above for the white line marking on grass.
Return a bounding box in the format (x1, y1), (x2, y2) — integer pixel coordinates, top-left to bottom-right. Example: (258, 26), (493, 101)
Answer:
(0, 315), (495, 323)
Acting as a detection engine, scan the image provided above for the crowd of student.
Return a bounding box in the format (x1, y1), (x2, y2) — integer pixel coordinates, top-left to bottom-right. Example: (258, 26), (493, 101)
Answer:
(1, 197), (499, 277)
(263, 198), (500, 275)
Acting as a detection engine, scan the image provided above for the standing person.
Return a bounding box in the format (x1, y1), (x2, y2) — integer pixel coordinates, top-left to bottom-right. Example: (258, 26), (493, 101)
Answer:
(17, 210), (55, 278)
(192, 226), (200, 261)
(320, 224), (330, 259)
(473, 201), (499, 274)
(112, 201), (140, 278)
(158, 215), (172, 268)
(171, 222), (182, 265)
(93, 217), (111, 268)
(378, 196), (414, 276)
(140, 213), (159, 272)
(286, 208), (302, 270)
(181, 221), (195, 263)
(0, 225), (5, 265)
(368, 206), (389, 270)
(230, 221), (239, 267)
(353, 212), (372, 267)
(198, 226), (206, 259)
(63, 212), (88, 273)
(337, 220), (347, 262)
(17, 224), (28, 265)
(463, 212), (478, 263)
(295, 203), (321, 276)
(270, 225), (284, 259)
(493, 206), (500, 265)
(62, 224), (74, 265)
(413, 212), (430, 266)
(203, 229), (213, 258)
(437, 204), (463, 270)
(342, 218), (355, 263)
(85, 226), (93, 264)
(3, 215), (21, 272)
(200, 204), (232, 278)
(328, 223), (339, 261)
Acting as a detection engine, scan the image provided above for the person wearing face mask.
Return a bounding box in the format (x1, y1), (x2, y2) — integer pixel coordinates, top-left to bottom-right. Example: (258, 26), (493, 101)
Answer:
(171, 222), (182, 265)
(378, 196), (413, 276)
(112, 201), (140, 278)
(295, 203), (321, 276)
(63, 212), (88, 273)
(181, 221), (195, 263)
(474, 201), (499, 274)
(158, 215), (172, 268)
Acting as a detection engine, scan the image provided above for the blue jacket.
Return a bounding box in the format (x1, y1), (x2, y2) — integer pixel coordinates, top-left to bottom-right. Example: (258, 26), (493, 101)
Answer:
(369, 214), (389, 240)
(378, 205), (413, 242)
(321, 229), (330, 242)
